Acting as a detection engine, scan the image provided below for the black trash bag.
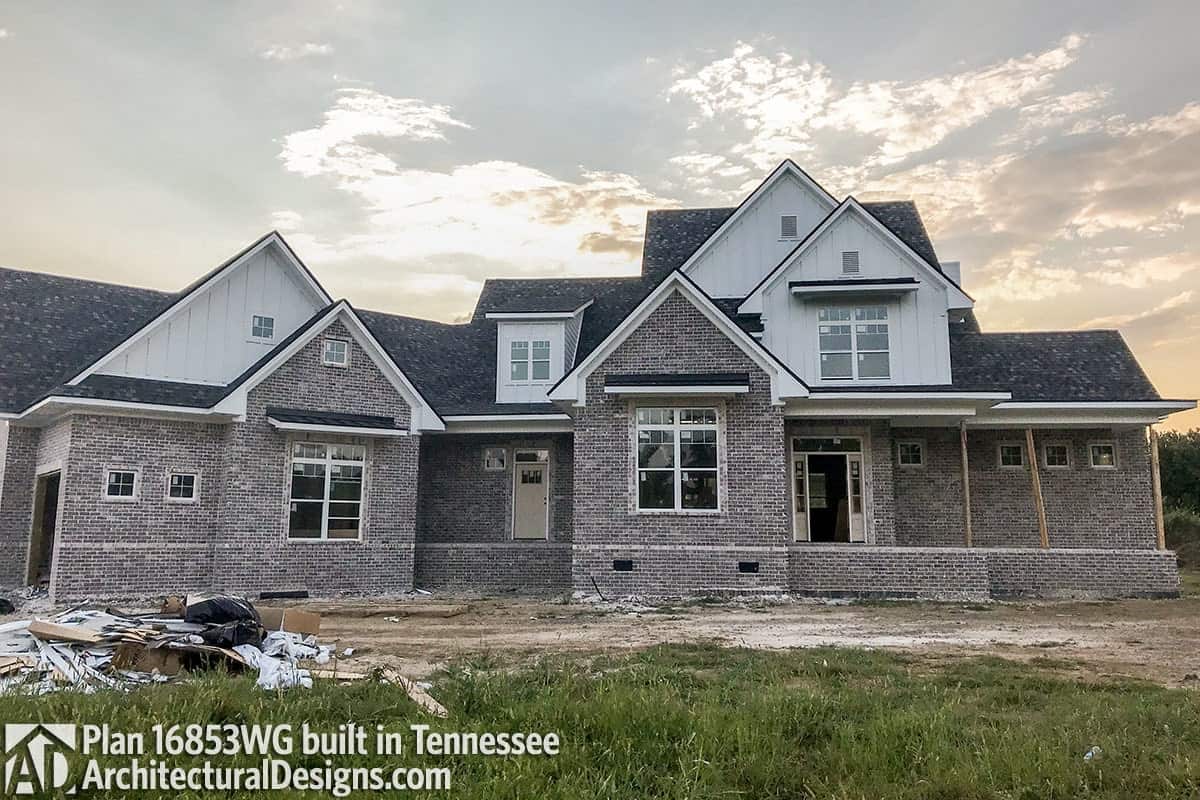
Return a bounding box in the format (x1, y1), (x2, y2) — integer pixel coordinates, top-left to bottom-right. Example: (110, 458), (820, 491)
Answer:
(184, 595), (261, 626)
(0, 598), (14, 615)
(199, 619), (264, 649)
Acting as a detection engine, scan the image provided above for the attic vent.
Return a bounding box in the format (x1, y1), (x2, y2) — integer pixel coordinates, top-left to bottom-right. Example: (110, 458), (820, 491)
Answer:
(841, 250), (861, 274)
(780, 215), (799, 239)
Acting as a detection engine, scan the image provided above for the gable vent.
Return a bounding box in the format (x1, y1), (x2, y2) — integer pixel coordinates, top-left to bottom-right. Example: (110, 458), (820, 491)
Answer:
(841, 250), (861, 274)
(780, 215), (799, 239)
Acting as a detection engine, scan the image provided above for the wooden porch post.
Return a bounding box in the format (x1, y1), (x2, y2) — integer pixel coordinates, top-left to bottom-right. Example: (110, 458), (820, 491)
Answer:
(959, 420), (973, 547)
(1026, 428), (1049, 548)
(1150, 427), (1166, 550)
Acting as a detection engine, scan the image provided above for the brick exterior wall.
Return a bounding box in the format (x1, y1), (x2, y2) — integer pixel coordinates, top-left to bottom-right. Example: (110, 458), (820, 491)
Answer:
(0, 423), (37, 587)
(789, 545), (990, 600)
(212, 321), (419, 597)
(571, 289), (791, 597)
(985, 549), (1178, 598)
(414, 543), (571, 593)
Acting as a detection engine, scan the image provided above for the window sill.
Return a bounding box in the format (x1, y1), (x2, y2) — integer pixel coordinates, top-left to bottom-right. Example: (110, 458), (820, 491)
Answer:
(101, 496), (139, 504)
(247, 337), (275, 345)
(165, 497), (200, 505)
(286, 537), (365, 544)
(634, 508), (722, 516)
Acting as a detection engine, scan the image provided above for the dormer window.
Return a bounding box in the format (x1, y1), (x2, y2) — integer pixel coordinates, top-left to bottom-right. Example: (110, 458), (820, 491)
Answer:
(841, 251), (861, 274)
(511, 339), (551, 382)
(780, 215), (799, 239)
(322, 338), (350, 367)
(251, 315), (275, 340)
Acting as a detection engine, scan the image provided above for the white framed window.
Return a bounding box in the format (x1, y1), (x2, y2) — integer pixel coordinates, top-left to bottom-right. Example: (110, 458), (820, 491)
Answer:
(997, 443), (1025, 469)
(166, 471), (199, 503)
(818, 305), (890, 380)
(1043, 443), (1070, 469)
(636, 407), (719, 512)
(251, 315), (275, 340)
(510, 339), (551, 383)
(1089, 442), (1117, 470)
(288, 442), (366, 541)
(780, 215), (799, 239)
(103, 468), (140, 502)
(483, 447), (507, 471)
(841, 250), (861, 274)
(322, 338), (350, 367)
(897, 440), (924, 467)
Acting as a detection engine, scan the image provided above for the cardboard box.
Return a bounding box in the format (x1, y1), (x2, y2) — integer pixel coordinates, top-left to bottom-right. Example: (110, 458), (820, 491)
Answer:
(258, 607), (321, 636)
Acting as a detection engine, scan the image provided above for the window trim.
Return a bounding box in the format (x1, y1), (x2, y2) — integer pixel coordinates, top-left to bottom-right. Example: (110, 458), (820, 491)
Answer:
(483, 447), (507, 472)
(250, 314), (276, 342)
(286, 441), (367, 543)
(164, 470), (200, 504)
(102, 467), (140, 503)
(1088, 441), (1118, 470)
(897, 439), (924, 468)
(634, 406), (721, 514)
(817, 305), (891, 382)
(321, 337), (351, 368)
(1043, 442), (1071, 470)
(509, 338), (553, 384)
(511, 449), (551, 541)
(997, 442), (1025, 469)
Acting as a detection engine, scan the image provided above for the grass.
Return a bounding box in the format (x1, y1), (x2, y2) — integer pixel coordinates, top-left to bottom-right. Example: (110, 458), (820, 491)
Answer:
(1167, 505), (1200, 569)
(4, 645), (1200, 798)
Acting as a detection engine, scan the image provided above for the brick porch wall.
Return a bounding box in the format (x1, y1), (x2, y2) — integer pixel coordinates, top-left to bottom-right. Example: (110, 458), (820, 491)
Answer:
(572, 290), (790, 597)
(0, 423), (38, 587)
(414, 542), (572, 593)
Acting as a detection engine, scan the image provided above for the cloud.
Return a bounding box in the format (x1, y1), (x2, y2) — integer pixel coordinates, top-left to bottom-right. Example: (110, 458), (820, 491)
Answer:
(0, 29), (8, 39)
(1081, 290), (1194, 329)
(276, 90), (677, 318)
(260, 42), (333, 62)
(1091, 254), (1198, 288)
(269, 209), (303, 232)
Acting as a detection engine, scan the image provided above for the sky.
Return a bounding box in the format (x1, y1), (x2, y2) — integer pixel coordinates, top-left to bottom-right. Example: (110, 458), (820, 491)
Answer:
(1, 1), (1198, 428)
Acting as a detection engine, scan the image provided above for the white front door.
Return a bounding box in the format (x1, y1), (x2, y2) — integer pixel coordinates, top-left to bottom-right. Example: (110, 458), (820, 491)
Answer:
(513, 460), (549, 540)
(790, 436), (868, 543)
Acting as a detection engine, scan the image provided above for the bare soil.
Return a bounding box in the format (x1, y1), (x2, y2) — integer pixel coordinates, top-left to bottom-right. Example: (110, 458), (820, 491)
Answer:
(305, 590), (1200, 687)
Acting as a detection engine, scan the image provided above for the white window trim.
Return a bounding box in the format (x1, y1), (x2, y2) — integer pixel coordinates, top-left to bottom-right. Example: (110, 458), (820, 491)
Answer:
(483, 447), (507, 472)
(635, 406), (721, 514)
(1088, 441), (1118, 470)
(997, 442), (1025, 470)
(164, 470), (201, 504)
(286, 442), (367, 542)
(102, 467), (141, 503)
(511, 449), (551, 541)
(321, 337), (351, 368)
(509, 338), (553, 385)
(1043, 442), (1071, 470)
(250, 314), (276, 343)
(817, 305), (891, 382)
(897, 439), (925, 468)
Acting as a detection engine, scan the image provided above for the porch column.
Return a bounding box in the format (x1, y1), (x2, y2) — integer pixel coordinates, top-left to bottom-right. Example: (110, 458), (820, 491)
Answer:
(1025, 428), (1049, 548)
(1150, 427), (1166, 550)
(959, 420), (973, 547)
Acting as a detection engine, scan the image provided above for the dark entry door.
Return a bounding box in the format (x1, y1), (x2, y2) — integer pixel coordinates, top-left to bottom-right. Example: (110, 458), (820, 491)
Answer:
(807, 454), (849, 542)
(28, 472), (60, 585)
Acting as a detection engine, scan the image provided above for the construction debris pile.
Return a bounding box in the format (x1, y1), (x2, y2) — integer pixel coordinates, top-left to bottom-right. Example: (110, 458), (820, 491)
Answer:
(0, 594), (344, 696)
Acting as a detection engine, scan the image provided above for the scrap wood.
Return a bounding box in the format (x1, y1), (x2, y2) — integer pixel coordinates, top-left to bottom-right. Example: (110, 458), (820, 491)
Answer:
(381, 668), (448, 718)
(29, 620), (104, 644)
(309, 667), (368, 681)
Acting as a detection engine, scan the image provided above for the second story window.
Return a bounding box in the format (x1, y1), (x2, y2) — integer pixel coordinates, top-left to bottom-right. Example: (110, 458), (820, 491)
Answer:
(818, 306), (890, 380)
(251, 315), (275, 340)
(510, 339), (551, 382)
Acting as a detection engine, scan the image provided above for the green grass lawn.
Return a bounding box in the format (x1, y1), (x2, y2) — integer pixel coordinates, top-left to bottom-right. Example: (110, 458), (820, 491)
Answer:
(4, 645), (1199, 798)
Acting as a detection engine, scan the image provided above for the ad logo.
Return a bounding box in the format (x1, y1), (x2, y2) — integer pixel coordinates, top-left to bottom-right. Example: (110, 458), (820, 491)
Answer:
(3, 725), (76, 796)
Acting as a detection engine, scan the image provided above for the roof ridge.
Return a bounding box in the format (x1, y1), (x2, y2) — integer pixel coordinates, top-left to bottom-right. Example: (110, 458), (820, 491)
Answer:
(0, 265), (175, 296)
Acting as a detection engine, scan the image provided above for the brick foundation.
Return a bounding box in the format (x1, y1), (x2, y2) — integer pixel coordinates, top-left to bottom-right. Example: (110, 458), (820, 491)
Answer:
(414, 542), (571, 593)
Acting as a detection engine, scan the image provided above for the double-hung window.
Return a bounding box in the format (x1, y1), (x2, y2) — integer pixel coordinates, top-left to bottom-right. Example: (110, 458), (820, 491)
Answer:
(510, 339), (552, 382)
(636, 407), (719, 511)
(818, 305), (890, 380)
(288, 442), (365, 540)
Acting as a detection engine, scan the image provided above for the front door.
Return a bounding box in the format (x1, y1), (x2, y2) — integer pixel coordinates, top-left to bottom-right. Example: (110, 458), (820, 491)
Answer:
(513, 460), (548, 540)
(791, 437), (867, 543)
(808, 454), (848, 542)
(27, 472), (60, 585)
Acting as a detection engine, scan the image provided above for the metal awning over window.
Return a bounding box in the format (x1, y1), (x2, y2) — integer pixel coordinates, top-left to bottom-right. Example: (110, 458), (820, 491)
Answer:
(265, 406), (408, 437)
(603, 373), (751, 396)
(789, 277), (919, 299)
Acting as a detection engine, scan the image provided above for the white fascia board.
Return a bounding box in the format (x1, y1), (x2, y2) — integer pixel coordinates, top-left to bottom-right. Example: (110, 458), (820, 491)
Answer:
(989, 401), (1195, 411)
(14, 396), (236, 425)
(604, 385), (750, 395)
(972, 400), (1196, 427)
(67, 232), (331, 387)
(680, 160), (838, 278)
(807, 391), (1011, 401)
(442, 414), (572, 422)
(485, 300), (594, 321)
(442, 414), (574, 434)
(547, 272), (808, 407)
(786, 401), (984, 418)
(789, 282), (920, 297)
(267, 419), (409, 437)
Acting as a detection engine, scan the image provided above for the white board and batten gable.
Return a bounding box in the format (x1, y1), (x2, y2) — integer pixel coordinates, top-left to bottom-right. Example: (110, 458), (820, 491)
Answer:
(682, 160), (837, 299)
(77, 233), (330, 386)
(741, 199), (973, 388)
(487, 303), (590, 404)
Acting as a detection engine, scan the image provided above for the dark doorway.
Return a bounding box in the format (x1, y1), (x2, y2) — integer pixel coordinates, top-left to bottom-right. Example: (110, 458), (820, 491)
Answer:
(27, 472), (60, 586)
(807, 455), (849, 542)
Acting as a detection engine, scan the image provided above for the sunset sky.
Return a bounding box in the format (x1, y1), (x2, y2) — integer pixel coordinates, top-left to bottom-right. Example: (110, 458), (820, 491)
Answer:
(1, 2), (1197, 428)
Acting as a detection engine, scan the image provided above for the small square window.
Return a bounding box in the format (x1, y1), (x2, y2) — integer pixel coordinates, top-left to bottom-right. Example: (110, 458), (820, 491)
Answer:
(167, 472), (198, 501)
(322, 338), (350, 367)
(898, 441), (924, 467)
(998, 444), (1024, 468)
(483, 447), (507, 471)
(1044, 444), (1070, 469)
(104, 470), (138, 500)
(1089, 443), (1117, 469)
(251, 315), (275, 339)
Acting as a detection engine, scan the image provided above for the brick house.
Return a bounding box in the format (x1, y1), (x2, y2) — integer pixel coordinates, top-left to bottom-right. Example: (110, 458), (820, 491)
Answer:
(0, 161), (1193, 601)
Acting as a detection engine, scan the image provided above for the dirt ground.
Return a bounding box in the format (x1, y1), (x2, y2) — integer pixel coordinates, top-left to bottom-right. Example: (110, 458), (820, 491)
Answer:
(300, 588), (1200, 687)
